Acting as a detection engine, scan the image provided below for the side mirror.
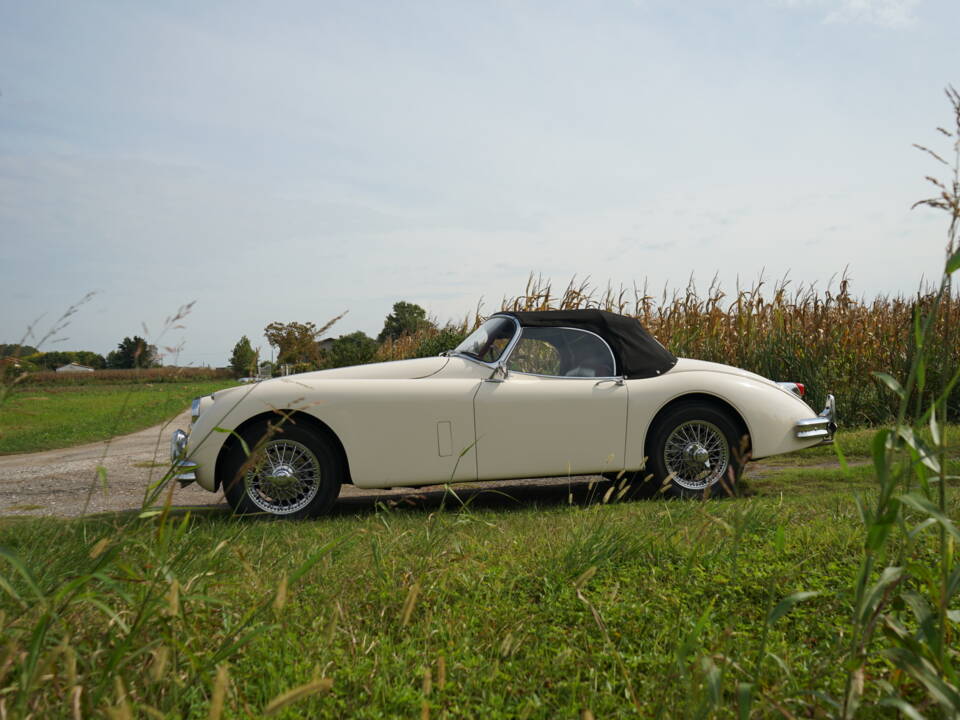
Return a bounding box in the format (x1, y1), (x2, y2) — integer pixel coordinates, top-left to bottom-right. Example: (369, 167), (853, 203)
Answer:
(487, 363), (509, 383)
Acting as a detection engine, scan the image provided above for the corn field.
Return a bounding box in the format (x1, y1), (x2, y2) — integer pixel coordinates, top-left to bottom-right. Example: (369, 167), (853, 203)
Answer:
(379, 272), (960, 426)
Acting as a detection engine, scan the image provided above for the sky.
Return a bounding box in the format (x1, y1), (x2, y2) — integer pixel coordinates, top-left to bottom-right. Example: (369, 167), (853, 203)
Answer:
(1, 0), (958, 366)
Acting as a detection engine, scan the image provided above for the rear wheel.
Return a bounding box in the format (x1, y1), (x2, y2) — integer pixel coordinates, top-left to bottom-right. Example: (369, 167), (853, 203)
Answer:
(222, 420), (343, 518)
(647, 404), (746, 498)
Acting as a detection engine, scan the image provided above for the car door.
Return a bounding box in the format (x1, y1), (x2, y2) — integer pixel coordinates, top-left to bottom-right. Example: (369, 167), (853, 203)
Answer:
(473, 327), (628, 480)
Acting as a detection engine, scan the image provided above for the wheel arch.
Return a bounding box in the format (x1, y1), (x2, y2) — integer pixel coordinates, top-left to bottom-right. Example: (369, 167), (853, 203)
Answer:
(214, 410), (353, 491)
(643, 393), (751, 461)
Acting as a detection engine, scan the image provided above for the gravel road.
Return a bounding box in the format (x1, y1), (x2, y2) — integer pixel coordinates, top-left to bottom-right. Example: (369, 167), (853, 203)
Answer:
(0, 411), (612, 518)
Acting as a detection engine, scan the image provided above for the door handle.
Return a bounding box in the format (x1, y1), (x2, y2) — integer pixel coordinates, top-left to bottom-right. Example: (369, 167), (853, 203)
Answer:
(594, 377), (625, 387)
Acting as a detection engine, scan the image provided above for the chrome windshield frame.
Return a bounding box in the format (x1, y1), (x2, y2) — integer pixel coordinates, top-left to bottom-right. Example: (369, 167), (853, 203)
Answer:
(446, 315), (522, 369)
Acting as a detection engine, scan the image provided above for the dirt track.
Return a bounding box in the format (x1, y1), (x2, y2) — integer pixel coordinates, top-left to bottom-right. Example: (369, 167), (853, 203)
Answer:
(0, 411), (613, 518)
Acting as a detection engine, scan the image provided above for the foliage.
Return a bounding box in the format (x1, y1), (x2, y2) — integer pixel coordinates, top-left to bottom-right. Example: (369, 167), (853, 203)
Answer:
(375, 324), (470, 363)
(264, 312), (345, 368)
(377, 301), (433, 343)
(832, 85), (960, 719)
(106, 335), (159, 369)
(413, 326), (469, 358)
(323, 331), (379, 368)
(229, 335), (258, 378)
(0, 343), (39, 358)
(25, 350), (106, 370)
(1, 356), (38, 381)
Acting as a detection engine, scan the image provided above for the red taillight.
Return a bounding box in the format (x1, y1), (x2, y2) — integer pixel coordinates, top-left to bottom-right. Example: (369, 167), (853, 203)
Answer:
(776, 381), (806, 398)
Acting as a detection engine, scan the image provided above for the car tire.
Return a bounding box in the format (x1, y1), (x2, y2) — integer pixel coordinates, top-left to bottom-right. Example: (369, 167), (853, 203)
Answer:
(646, 403), (746, 499)
(221, 419), (343, 518)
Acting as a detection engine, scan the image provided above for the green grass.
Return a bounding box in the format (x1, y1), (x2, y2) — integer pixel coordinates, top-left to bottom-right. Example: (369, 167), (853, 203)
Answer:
(0, 380), (238, 454)
(1, 457), (957, 718)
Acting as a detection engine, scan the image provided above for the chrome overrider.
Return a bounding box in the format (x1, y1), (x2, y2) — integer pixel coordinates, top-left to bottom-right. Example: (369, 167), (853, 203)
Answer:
(170, 429), (198, 486)
(170, 395), (204, 486)
(794, 394), (837, 443)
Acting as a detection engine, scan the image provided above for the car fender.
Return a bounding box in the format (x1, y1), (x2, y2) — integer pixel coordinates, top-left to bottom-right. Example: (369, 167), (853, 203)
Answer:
(624, 370), (823, 469)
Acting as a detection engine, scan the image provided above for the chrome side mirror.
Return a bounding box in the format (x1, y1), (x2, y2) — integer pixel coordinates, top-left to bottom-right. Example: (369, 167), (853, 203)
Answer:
(487, 363), (509, 383)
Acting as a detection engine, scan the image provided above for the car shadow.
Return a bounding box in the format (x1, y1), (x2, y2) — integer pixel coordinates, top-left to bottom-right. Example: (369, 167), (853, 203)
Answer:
(328, 475), (658, 517)
(96, 475), (681, 523)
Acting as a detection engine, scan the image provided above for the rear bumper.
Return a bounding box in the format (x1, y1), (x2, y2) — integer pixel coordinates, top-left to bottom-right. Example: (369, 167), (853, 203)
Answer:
(794, 394), (837, 443)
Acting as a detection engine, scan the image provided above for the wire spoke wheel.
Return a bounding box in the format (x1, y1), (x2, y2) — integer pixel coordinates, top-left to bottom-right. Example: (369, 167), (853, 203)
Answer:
(245, 439), (321, 515)
(663, 419), (730, 491)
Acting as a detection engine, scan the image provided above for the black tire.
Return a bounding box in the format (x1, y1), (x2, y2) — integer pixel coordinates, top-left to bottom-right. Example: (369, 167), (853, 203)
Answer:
(646, 403), (747, 499)
(221, 419), (343, 518)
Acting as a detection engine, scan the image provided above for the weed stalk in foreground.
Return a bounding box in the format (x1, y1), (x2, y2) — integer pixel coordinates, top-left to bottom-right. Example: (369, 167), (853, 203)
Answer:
(840, 86), (960, 718)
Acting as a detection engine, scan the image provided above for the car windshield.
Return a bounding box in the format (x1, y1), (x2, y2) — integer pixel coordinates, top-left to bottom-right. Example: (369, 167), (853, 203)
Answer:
(452, 316), (517, 363)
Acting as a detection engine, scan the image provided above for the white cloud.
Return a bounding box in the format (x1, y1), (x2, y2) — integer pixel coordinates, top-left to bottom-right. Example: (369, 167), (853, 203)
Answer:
(779, 0), (920, 27)
(825, 0), (920, 26)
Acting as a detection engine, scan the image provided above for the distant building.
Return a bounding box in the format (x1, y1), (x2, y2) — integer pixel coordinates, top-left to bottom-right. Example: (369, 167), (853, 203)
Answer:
(56, 362), (95, 373)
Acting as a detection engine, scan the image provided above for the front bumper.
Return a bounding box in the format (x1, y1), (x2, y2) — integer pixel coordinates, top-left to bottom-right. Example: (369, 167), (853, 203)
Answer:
(794, 394), (837, 443)
(170, 428), (199, 486)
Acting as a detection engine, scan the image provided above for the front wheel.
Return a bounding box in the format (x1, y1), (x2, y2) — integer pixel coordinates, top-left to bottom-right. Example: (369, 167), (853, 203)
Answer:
(221, 420), (343, 518)
(646, 404), (746, 498)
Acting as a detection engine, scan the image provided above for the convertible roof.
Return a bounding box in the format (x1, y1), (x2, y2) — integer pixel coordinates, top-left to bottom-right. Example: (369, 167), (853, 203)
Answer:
(498, 309), (677, 379)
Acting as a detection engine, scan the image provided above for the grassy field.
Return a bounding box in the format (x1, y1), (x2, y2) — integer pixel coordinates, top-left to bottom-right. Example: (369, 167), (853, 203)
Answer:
(0, 430), (956, 718)
(0, 379), (238, 454)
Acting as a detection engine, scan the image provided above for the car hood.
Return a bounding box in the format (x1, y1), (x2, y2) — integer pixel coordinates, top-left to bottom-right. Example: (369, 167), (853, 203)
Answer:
(290, 356), (450, 381)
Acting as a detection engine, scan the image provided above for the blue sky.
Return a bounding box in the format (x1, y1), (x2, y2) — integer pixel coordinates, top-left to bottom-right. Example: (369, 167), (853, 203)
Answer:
(1, 0), (957, 365)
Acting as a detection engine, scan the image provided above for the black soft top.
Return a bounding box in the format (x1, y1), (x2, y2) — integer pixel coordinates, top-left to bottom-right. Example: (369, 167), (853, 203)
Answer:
(498, 309), (677, 379)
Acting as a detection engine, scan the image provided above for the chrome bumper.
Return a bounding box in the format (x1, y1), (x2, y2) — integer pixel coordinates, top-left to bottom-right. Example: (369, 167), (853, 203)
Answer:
(170, 429), (199, 486)
(794, 394), (837, 443)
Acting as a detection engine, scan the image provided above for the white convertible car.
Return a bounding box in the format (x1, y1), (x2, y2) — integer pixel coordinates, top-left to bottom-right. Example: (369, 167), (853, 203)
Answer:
(171, 310), (836, 518)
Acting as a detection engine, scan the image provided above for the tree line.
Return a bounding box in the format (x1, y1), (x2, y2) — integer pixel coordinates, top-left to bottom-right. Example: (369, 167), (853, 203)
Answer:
(230, 301), (460, 377)
(1, 336), (161, 373)
(3, 301), (456, 378)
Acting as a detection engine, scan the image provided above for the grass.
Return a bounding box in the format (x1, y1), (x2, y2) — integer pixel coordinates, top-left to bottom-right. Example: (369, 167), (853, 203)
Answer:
(0, 466), (955, 718)
(0, 379), (237, 454)
(0, 476), (928, 718)
(0, 428), (953, 718)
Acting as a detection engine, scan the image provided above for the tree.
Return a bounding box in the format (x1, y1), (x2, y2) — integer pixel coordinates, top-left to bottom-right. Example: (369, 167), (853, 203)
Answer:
(34, 351), (72, 370)
(412, 327), (468, 358)
(263, 321), (322, 367)
(106, 336), (157, 369)
(229, 336), (258, 378)
(0, 344), (39, 358)
(264, 312), (346, 369)
(324, 331), (378, 368)
(377, 301), (433, 343)
(73, 351), (106, 369)
(30, 350), (105, 370)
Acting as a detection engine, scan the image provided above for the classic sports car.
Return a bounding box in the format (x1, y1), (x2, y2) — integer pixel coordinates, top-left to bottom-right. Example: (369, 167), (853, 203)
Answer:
(171, 310), (836, 518)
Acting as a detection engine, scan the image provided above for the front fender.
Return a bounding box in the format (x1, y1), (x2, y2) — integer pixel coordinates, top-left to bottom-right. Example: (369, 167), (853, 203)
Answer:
(185, 378), (342, 492)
